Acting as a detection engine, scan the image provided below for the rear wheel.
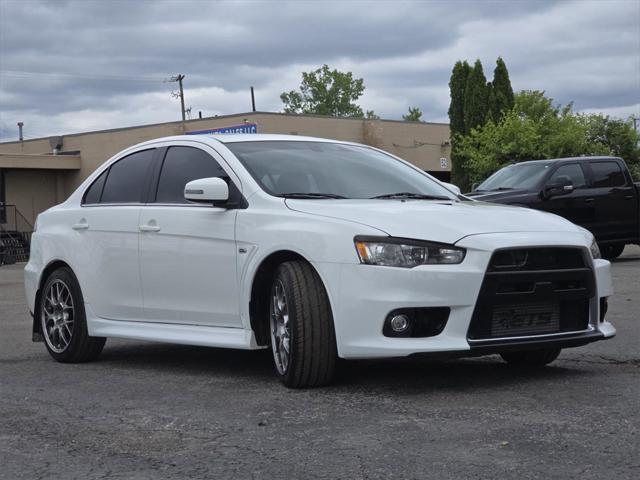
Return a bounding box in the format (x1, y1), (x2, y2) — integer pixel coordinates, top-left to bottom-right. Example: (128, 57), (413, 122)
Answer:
(40, 267), (105, 362)
(269, 261), (337, 388)
(600, 243), (625, 260)
(500, 348), (561, 367)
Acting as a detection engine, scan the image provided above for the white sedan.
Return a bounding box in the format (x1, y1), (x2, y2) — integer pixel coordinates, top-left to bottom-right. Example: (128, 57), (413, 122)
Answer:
(24, 134), (616, 387)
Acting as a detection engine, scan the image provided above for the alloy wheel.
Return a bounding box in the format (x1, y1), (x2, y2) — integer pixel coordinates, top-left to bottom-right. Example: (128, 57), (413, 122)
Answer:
(41, 280), (75, 353)
(270, 279), (291, 374)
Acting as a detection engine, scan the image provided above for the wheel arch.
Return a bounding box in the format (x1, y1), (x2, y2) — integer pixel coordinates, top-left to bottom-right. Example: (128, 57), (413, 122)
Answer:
(249, 249), (334, 347)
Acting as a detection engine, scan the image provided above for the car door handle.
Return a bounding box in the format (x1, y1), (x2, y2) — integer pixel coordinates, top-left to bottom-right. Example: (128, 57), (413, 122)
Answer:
(584, 198), (594, 203)
(139, 224), (161, 232)
(72, 222), (89, 230)
(624, 195), (633, 200)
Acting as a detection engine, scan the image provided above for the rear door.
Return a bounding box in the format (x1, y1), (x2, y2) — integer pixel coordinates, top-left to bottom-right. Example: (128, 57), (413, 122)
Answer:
(139, 143), (242, 327)
(77, 148), (155, 321)
(538, 163), (595, 230)
(586, 160), (637, 242)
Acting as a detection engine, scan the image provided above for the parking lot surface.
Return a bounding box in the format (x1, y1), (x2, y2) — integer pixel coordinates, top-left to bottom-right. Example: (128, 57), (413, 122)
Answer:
(1, 247), (639, 480)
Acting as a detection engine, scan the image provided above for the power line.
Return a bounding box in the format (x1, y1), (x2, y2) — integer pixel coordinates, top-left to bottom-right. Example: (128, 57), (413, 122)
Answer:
(0, 70), (165, 83)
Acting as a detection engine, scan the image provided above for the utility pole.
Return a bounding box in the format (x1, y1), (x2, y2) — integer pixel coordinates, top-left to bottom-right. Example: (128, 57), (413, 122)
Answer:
(168, 74), (186, 121)
(250, 86), (256, 112)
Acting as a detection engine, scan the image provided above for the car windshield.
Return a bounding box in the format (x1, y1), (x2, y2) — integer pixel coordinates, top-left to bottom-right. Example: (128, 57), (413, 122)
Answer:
(476, 162), (553, 191)
(225, 141), (457, 200)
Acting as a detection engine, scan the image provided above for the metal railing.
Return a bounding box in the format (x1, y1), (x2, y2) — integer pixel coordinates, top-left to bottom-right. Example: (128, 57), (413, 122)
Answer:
(0, 204), (33, 265)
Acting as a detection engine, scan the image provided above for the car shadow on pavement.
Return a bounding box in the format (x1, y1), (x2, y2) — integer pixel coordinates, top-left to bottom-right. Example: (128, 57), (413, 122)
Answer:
(96, 341), (588, 392)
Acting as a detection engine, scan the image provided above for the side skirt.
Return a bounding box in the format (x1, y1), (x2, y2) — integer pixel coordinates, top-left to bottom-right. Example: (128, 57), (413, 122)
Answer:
(87, 310), (263, 350)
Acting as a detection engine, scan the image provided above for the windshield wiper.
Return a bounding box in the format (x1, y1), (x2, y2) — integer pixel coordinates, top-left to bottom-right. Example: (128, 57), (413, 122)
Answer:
(488, 187), (515, 191)
(278, 192), (347, 199)
(371, 192), (451, 200)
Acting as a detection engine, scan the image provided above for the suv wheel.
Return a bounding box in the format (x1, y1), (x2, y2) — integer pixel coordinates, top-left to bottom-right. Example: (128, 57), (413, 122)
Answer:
(600, 243), (625, 260)
(40, 267), (106, 362)
(500, 348), (561, 367)
(269, 261), (337, 388)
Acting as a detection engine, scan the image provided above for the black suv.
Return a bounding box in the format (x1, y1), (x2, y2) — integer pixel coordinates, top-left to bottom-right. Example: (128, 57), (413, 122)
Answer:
(466, 156), (640, 259)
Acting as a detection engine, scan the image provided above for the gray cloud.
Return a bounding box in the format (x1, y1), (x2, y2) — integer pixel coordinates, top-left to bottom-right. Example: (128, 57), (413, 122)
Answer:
(0, 0), (638, 141)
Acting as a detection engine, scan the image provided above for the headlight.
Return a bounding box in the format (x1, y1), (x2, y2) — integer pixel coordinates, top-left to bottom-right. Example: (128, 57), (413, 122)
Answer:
(589, 238), (601, 259)
(354, 236), (466, 267)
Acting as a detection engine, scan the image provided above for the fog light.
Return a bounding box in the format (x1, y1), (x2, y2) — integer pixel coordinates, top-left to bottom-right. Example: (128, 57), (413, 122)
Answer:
(390, 314), (410, 333)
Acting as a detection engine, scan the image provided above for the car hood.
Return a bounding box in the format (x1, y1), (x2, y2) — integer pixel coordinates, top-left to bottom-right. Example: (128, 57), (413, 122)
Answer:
(285, 199), (581, 245)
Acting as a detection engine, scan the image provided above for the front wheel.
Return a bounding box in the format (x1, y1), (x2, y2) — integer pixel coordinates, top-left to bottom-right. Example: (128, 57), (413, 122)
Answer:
(500, 348), (561, 367)
(40, 267), (106, 362)
(269, 261), (337, 388)
(600, 243), (625, 260)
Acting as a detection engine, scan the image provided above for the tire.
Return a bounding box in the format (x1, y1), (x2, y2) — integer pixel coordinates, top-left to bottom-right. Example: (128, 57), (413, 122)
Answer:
(40, 267), (105, 363)
(269, 260), (337, 388)
(500, 348), (561, 367)
(600, 243), (625, 260)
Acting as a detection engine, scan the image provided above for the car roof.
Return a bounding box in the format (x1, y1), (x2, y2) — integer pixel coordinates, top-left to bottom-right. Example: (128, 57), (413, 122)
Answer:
(514, 156), (621, 165)
(209, 133), (344, 144)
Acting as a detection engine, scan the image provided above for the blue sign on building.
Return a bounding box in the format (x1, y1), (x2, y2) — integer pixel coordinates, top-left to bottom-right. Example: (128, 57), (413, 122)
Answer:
(186, 123), (258, 135)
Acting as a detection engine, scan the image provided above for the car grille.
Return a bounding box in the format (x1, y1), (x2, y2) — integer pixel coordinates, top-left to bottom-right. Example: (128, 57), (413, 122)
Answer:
(468, 247), (594, 341)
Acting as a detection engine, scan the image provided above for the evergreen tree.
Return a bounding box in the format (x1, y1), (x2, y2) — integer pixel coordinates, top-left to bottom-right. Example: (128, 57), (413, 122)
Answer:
(486, 81), (498, 123)
(491, 57), (514, 121)
(463, 59), (488, 133)
(448, 60), (472, 190)
(447, 61), (470, 135)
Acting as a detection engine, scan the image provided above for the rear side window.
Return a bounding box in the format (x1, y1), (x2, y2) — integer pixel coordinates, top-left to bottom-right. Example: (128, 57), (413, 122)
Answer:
(83, 170), (108, 204)
(549, 164), (587, 188)
(155, 146), (227, 203)
(590, 161), (625, 188)
(100, 149), (155, 203)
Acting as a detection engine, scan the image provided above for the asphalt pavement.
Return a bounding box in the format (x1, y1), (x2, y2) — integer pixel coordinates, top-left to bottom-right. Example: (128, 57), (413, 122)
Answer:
(1, 247), (638, 479)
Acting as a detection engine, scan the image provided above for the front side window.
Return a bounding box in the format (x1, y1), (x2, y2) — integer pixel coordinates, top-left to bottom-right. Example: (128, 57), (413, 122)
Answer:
(155, 146), (227, 203)
(225, 141), (456, 200)
(548, 164), (587, 188)
(100, 149), (155, 203)
(590, 161), (625, 188)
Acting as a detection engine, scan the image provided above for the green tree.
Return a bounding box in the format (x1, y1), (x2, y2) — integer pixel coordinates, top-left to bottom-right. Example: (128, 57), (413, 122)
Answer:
(280, 64), (365, 117)
(463, 59), (488, 134)
(455, 90), (635, 184)
(583, 115), (640, 179)
(402, 106), (423, 122)
(491, 57), (514, 122)
(448, 60), (470, 135)
(486, 81), (497, 123)
(365, 110), (380, 119)
(448, 60), (471, 189)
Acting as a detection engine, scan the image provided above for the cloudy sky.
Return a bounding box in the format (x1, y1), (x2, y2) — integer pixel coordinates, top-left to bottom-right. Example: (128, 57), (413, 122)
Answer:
(0, 0), (639, 141)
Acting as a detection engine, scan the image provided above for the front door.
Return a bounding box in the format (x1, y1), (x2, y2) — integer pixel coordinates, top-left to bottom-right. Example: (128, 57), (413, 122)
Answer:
(538, 163), (596, 232)
(139, 145), (241, 327)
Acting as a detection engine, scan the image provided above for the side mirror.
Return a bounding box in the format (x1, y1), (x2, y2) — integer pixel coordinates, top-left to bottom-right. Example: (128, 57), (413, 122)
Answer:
(442, 182), (461, 195)
(471, 182), (479, 192)
(184, 177), (229, 205)
(544, 175), (574, 198)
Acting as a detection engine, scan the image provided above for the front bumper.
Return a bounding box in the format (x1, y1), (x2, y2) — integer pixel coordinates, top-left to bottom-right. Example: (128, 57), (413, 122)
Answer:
(317, 234), (615, 360)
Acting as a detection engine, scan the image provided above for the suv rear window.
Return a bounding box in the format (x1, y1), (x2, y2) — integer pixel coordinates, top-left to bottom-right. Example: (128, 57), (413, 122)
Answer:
(590, 161), (625, 188)
(100, 149), (155, 203)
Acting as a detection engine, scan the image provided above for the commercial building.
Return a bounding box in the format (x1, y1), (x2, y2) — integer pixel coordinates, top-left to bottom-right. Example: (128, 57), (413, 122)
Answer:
(0, 111), (451, 230)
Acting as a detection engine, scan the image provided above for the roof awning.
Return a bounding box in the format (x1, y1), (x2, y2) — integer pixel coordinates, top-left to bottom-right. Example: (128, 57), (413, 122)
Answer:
(0, 153), (81, 170)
